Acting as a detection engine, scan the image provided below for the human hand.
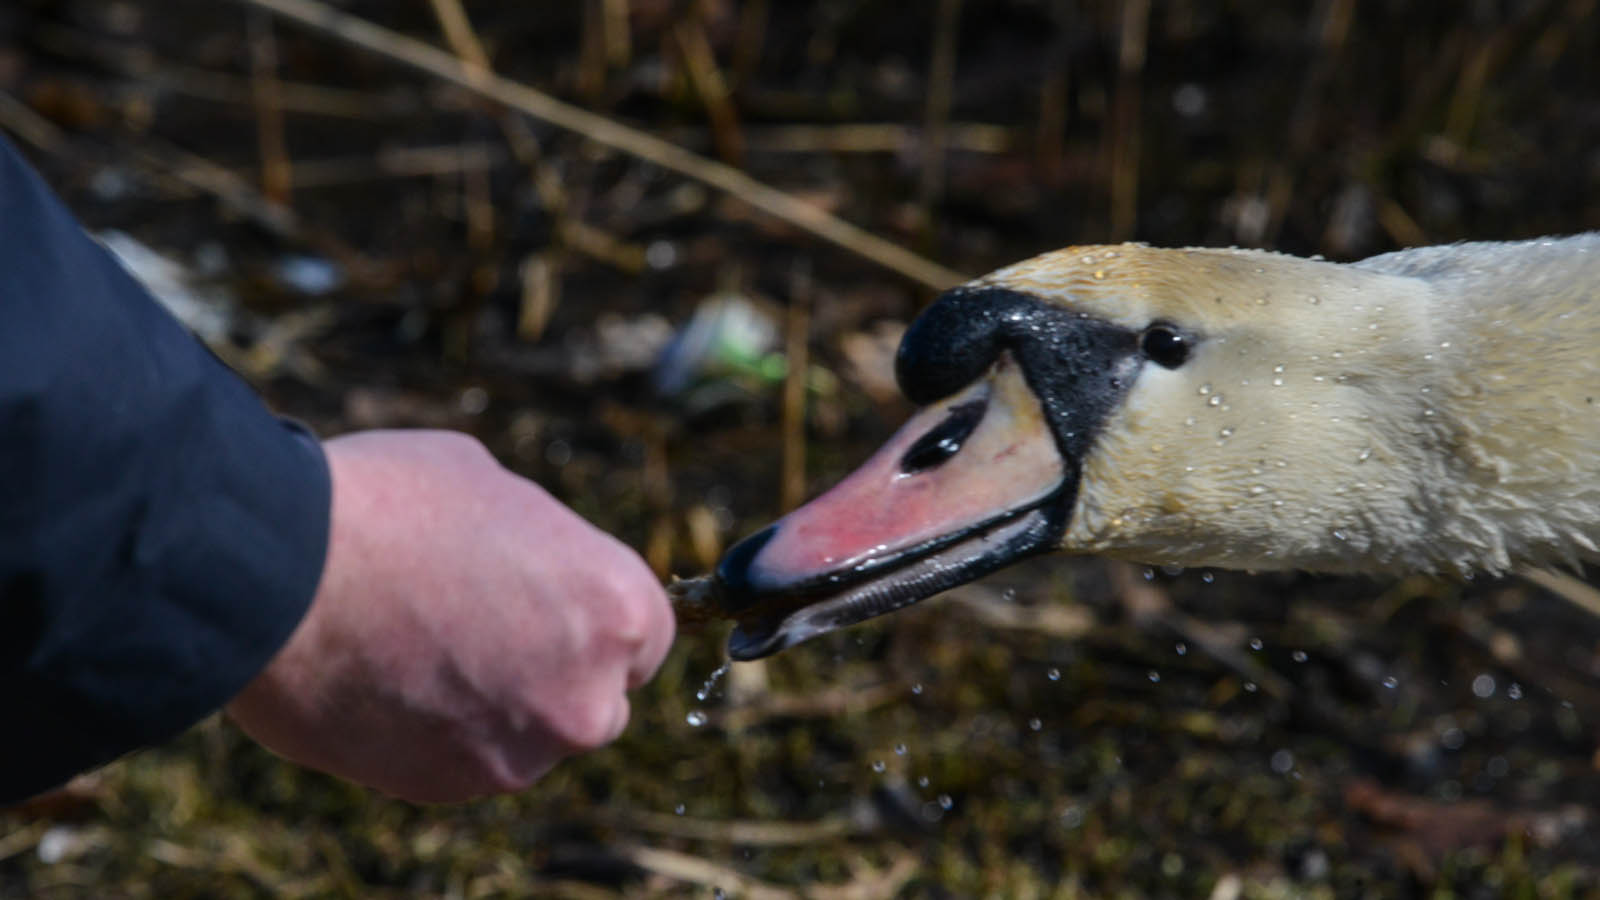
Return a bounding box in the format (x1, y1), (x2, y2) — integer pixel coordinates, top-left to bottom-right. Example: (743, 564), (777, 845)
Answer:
(226, 430), (675, 803)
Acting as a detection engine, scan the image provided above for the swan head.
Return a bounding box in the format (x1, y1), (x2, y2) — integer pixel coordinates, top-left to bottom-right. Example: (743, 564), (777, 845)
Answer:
(716, 243), (1441, 659)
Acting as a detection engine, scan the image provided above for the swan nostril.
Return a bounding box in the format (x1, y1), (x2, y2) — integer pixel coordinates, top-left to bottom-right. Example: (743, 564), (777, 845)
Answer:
(900, 433), (962, 472)
(899, 400), (987, 474)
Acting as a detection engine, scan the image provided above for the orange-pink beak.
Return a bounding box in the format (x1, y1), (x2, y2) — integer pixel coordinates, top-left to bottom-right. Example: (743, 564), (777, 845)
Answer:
(715, 356), (1069, 659)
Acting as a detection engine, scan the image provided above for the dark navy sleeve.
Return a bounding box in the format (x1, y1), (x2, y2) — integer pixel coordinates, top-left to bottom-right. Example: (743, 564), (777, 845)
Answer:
(0, 136), (331, 804)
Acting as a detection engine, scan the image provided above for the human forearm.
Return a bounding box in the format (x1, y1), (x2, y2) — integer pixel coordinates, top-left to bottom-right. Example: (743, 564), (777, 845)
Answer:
(0, 136), (331, 803)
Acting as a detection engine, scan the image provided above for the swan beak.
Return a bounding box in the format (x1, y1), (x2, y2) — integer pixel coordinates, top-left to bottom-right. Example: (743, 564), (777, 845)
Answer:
(714, 360), (1067, 659)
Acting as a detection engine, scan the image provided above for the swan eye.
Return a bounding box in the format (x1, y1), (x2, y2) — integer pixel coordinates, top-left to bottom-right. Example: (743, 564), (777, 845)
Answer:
(1140, 325), (1190, 368)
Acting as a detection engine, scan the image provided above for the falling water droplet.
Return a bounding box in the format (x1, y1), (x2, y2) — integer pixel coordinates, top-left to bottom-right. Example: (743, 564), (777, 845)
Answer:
(1029, 717), (1043, 731)
(1471, 674), (1496, 698)
(1249, 638), (1263, 651)
(917, 776), (930, 788)
(696, 660), (732, 703)
(675, 804), (686, 816)
(1148, 670), (1161, 683)
(1507, 682), (1523, 700)
(1175, 642), (1187, 656)
(911, 683), (924, 695)
(895, 743), (908, 755)
(872, 760), (886, 773)
(938, 794), (954, 810)
(1382, 676), (1399, 689)
(1047, 667), (1061, 681)
(1292, 650), (1308, 663)
(686, 710), (708, 727)
(1270, 749), (1295, 774)
(1243, 681), (1258, 692)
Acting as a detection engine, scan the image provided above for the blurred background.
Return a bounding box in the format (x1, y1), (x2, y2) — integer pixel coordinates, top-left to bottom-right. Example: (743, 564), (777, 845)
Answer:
(2, 0), (1599, 896)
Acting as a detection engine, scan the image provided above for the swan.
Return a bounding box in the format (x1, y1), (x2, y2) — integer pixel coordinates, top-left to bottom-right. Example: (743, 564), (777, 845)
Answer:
(707, 235), (1600, 659)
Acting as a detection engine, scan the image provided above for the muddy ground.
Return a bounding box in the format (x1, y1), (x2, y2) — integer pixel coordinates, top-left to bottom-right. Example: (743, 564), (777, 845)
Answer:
(2, 1), (1599, 896)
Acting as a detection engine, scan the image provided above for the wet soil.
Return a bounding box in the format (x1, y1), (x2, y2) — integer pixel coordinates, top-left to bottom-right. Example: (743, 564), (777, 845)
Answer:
(3, 1), (1599, 896)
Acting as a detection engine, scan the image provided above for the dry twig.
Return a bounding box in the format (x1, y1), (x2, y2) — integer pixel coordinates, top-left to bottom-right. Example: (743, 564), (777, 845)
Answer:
(918, 0), (962, 220)
(224, 0), (966, 291)
(553, 843), (798, 900)
(1107, 0), (1149, 241)
(1520, 568), (1600, 621)
(248, 11), (293, 204)
(1263, 0), (1356, 243)
(0, 90), (69, 153)
(667, 574), (724, 626)
(425, 0), (491, 69)
(262, 142), (508, 188)
(673, 15), (744, 165)
(585, 809), (870, 846)
(136, 138), (301, 239)
(780, 260), (812, 513)
(740, 122), (1013, 155)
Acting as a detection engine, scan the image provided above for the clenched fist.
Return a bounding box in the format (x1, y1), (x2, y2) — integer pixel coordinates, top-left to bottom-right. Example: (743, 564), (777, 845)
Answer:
(227, 430), (675, 803)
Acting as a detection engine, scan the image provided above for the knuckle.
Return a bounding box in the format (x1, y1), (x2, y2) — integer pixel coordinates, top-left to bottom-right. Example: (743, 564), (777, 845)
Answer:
(607, 592), (653, 645)
(585, 558), (674, 689)
(599, 563), (670, 641)
(597, 560), (645, 599)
